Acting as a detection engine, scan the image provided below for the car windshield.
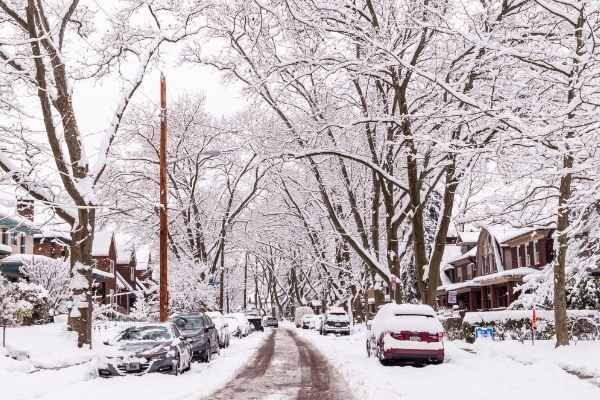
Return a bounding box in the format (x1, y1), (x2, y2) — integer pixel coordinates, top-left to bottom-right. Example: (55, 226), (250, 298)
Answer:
(176, 317), (204, 330)
(327, 313), (347, 321)
(118, 326), (172, 342)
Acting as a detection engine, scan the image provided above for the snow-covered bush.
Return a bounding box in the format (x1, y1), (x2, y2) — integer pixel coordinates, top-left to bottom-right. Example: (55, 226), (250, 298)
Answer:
(20, 258), (71, 316)
(0, 277), (51, 326)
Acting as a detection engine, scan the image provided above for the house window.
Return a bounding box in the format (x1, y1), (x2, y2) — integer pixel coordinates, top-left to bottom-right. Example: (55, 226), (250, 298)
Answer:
(534, 240), (540, 265)
(504, 248), (512, 270)
(20, 234), (26, 254)
(109, 260), (114, 274)
(130, 267), (135, 281)
(11, 232), (17, 246)
(518, 245), (524, 267)
(457, 266), (463, 282)
(1, 228), (7, 245)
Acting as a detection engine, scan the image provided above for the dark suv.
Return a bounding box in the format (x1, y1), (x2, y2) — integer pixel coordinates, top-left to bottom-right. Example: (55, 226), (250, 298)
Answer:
(170, 313), (220, 362)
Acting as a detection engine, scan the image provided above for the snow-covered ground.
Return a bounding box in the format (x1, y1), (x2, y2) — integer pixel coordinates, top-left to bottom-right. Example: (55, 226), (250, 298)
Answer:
(297, 327), (600, 400)
(1, 317), (267, 400)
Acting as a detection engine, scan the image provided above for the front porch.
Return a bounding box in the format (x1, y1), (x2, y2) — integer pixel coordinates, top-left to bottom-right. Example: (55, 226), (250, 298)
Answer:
(440, 280), (521, 312)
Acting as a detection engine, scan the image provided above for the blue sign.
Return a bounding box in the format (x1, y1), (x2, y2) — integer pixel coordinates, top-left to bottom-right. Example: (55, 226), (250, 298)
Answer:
(474, 327), (494, 340)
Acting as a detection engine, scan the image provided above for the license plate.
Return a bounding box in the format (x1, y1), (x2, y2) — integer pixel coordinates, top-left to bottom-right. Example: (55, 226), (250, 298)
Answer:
(126, 362), (140, 371)
(410, 336), (420, 341)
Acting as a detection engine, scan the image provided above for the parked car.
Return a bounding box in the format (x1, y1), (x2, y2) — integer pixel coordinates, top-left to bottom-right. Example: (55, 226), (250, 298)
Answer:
(170, 313), (220, 362)
(263, 316), (279, 328)
(98, 323), (193, 377)
(301, 314), (316, 329)
(206, 311), (231, 348)
(247, 315), (264, 332)
(224, 315), (241, 337)
(295, 306), (314, 328)
(320, 307), (351, 335)
(366, 303), (445, 365)
(225, 313), (251, 337)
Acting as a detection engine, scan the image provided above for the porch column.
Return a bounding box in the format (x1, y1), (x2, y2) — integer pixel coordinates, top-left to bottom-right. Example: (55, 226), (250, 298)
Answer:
(490, 285), (497, 309)
(469, 290), (476, 311)
(480, 287), (486, 310)
(506, 282), (512, 305)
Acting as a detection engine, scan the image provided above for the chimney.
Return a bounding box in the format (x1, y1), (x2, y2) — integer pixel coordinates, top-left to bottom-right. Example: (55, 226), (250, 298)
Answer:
(16, 198), (34, 221)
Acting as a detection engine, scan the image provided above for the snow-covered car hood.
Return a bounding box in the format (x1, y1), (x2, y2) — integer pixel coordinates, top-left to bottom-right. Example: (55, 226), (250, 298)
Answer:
(100, 341), (168, 358)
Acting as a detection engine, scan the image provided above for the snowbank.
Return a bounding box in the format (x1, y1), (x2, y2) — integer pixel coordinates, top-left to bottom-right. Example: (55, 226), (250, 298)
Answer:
(0, 317), (268, 400)
(464, 309), (600, 325)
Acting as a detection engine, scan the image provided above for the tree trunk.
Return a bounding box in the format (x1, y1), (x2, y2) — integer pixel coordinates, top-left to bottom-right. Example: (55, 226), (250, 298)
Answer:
(554, 154), (572, 347)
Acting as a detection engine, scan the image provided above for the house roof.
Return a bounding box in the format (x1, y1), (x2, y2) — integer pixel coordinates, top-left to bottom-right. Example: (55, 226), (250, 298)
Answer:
(447, 246), (477, 265)
(0, 254), (57, 280)
(116, 246), (134, 265)
(457, 231), (479, 244)
(0, 208), (41, 235)
(91, 231), (114, 257)
(0, 243), (11, 254)
(115, 271), (134, 292)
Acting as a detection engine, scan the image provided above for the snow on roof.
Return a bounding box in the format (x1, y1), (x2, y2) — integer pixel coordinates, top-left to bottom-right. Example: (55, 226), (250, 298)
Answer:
(440, 245), (464, 285)
(1, 254), (56, 264)
(447, 246), (477, 265)
(439, 267), (539, 292)
(115, 271), (134, 292)
(91, 231), (114, 257)
(457, 231), (479, 244)
(92, 268), (114, 281)
(0, 243), (11, 254)
(485, 225), (538, 244)
(116, 246), (134, 265)
(472, 267), (538, 284)
(0, 206), (41, 235)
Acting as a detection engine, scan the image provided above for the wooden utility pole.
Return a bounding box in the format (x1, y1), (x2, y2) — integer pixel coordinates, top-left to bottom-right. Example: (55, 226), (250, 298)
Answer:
(159, 73), (168, 322)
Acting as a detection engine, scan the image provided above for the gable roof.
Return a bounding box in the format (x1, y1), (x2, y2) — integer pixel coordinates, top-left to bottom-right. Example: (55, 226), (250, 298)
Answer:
(0, 207), (41, 235)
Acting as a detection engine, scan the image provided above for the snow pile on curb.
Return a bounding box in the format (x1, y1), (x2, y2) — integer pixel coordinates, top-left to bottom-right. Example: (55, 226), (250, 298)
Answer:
(464, 309), (600, 324)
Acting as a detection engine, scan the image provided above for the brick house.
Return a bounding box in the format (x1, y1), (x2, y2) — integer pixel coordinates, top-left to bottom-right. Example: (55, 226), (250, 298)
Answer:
(438, 226), (555, 311)
(33, 233), (70, 260)
(0, 200), (39, 259)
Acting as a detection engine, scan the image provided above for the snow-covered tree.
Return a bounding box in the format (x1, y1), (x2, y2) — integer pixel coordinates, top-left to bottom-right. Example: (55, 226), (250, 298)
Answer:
(20, 257), (70, 316)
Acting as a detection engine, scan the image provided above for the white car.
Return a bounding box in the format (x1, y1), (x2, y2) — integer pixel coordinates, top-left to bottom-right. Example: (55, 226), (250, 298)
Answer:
(206, 311), (231, 348)
(295, 306), (314, 327)
(320, 308), (350, 335)
(366, 303), (445, 365)
(301, 314), (316, 329)
(225, 313), (251, 337)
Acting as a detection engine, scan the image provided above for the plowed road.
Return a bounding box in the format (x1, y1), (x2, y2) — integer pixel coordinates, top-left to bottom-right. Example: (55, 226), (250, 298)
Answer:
(205, 329), (354, 400)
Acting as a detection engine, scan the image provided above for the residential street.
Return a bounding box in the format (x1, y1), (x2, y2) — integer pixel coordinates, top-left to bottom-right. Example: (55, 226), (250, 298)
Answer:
(206, 329), (354, 400)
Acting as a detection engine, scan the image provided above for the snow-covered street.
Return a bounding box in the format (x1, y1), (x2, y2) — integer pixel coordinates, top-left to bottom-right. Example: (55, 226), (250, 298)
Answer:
(3, 319), (600, 400)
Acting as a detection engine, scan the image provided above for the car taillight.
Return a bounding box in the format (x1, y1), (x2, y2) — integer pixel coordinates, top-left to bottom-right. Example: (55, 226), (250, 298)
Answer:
(390, 331), (411, 340)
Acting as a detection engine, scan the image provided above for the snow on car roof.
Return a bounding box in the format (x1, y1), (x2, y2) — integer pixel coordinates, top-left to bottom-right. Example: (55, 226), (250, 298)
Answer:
(377, 303), (436, 317)
(372, 304), (442, 337)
